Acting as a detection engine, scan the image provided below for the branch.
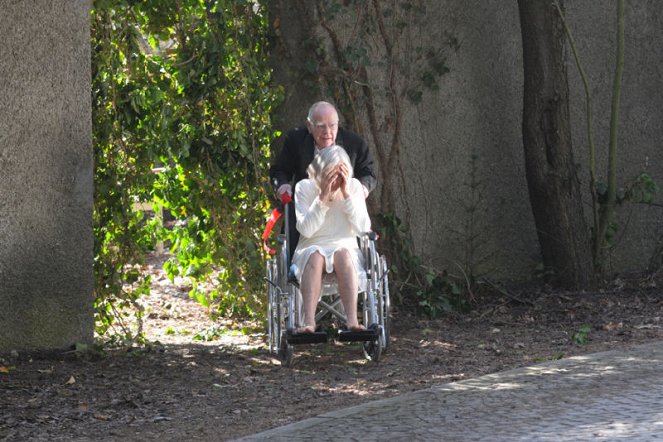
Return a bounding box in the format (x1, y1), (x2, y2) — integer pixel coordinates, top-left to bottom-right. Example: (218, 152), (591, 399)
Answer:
(553, 1), (599, 259)
(605, 0), (626, 226)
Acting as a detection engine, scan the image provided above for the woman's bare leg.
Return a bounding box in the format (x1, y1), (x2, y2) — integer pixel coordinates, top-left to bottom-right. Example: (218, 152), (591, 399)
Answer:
(333, 249), (364, 330)
(297, 252), (325, 333)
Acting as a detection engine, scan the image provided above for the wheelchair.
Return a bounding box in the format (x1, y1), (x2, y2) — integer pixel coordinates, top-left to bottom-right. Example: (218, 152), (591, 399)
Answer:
(263, 197), (390, 367)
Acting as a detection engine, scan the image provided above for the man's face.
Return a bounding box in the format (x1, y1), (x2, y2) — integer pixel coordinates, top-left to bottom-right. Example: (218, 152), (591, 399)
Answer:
(307, 106), (339, 148)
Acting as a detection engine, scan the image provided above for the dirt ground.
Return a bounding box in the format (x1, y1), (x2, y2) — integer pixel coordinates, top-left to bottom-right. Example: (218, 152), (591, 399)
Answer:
(2, 254), (663, 441)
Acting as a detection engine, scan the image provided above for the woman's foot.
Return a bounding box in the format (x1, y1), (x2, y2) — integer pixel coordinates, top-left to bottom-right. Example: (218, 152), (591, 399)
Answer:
(294, 324), (316, 334)
(346, 323), (366, 331)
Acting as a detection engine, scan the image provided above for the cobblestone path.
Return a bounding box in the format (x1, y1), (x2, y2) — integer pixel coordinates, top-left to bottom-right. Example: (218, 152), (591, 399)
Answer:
(237, 341), (663, 441)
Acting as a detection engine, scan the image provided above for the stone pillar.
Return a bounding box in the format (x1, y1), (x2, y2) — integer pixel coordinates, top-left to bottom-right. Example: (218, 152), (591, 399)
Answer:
(0, 1), (93, 352)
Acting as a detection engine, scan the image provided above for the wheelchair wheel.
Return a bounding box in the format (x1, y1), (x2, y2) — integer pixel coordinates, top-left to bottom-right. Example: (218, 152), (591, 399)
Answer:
(267, 259), (280, 353)
(279, 332), (294, 367)
(379, 255), (391, 349)
(267, 255), (290, 356)
(362, 324), (382, 362)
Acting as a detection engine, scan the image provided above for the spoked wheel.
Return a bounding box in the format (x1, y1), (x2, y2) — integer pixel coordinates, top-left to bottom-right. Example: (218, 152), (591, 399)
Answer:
(267, 260), (277, 353)
(268, 298), (279, 354)
(380, 255), (391, 350)
(267, 259), (284, 354)
(279, 332), (294, 367)
(362, 324), (382, 362)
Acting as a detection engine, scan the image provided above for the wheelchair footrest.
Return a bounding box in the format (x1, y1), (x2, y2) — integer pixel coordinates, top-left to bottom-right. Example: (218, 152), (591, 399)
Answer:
(285, 329), (328, 345)
(337, 325), (380, 342)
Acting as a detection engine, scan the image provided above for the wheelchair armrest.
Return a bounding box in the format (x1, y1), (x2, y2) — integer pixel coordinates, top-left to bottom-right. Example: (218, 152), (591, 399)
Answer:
(356, 232), (378, 253)
(357, 231), (379, 241)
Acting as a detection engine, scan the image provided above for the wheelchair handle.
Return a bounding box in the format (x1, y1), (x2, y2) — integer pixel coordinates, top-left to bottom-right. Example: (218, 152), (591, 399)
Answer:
(280, 192), (292, 205)
(261, 193), (292, 256)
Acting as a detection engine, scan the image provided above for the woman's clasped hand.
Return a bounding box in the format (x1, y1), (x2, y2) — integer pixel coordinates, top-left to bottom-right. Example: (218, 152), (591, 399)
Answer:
(319, 162), (351, 203)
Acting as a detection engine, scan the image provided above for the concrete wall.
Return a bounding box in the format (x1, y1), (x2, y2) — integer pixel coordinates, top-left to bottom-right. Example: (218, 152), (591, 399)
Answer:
(270, 1), (663, 280)
(0, 1), (93, 352)
(398, 1), (532, 278)
(566, 0), (663, 272)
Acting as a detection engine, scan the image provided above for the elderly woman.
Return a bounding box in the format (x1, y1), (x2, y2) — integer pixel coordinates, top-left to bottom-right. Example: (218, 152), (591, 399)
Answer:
(291, 145), (371, 334)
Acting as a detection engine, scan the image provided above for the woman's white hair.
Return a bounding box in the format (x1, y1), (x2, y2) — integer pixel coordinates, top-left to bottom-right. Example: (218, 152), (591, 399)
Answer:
(307, 145), (352, 187)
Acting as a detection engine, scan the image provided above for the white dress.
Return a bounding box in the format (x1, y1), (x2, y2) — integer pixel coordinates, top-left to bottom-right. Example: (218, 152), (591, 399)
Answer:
(291, 178), (371, 290)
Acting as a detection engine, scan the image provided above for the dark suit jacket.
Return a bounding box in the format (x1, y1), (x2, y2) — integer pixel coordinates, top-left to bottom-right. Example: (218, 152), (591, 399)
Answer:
(269, 126), (377, 193)
(269, 126), (376, 259)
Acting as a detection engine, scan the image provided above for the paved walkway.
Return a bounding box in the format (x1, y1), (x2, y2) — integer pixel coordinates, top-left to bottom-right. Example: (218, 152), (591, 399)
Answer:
(236, 341), (663, 441)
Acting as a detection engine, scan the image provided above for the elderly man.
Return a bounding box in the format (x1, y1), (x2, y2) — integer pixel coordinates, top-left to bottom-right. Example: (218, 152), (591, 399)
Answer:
(270, 101), (376, 255)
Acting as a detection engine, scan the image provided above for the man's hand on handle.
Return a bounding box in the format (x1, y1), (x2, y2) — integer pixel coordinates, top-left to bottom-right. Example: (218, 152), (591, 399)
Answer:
(277, 184), (292, 204)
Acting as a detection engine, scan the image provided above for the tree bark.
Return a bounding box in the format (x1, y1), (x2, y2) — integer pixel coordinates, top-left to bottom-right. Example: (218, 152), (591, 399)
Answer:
(517, 0), (594, 289)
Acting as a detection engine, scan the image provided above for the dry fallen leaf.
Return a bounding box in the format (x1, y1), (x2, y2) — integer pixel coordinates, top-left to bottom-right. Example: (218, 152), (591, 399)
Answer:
(604, 322), (623, 331)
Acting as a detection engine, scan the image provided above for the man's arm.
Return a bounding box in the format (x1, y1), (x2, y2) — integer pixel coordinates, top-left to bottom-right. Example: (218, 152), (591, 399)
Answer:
(353, 137), (377, 194)
(269, 131), (297, 196)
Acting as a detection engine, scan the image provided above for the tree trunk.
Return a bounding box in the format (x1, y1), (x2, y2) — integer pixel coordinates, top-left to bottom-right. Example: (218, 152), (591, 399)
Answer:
(517, 0), (594, 289)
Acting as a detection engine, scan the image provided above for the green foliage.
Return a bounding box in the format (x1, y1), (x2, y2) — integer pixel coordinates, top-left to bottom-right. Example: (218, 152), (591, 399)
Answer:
(378, 213), (470, 318)
(192, 326), (226, 342)
(623, 173), (660, 205)
(92, 0), (281, 343)
(594, 172), (660, 251)
(192, 324), (256, 341)
(571, 324), (591, 345)
(417, 270), (467, 317)
(595, 173), (659, 206)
